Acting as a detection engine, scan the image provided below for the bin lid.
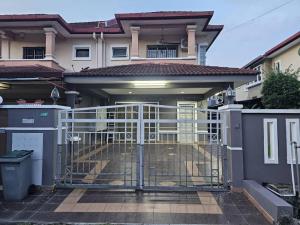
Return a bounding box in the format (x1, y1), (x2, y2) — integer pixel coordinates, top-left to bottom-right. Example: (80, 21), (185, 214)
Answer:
(0, 150), (33, 159)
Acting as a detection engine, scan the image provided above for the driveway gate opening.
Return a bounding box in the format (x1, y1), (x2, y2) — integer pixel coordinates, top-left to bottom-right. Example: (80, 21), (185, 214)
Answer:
(56, 104), (227, 191)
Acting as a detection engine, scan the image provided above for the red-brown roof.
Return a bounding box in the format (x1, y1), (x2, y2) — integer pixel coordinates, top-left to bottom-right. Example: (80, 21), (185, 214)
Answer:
(115, 11), (214, 20)
(243, 55), (264, 69)
(0, 11), (223, 35)
(0, 14), (122, 34)
(265, 31), (300, 56)
(0, 65), (63, 79)
(244, 31), (300, 68)
(64, 63), (257, 77)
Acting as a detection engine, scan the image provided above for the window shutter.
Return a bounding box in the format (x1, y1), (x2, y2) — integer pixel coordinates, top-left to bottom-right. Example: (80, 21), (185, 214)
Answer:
(199, 45), (207, 65)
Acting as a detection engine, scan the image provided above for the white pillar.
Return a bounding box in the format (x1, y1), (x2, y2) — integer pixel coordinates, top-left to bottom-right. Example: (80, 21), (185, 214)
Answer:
(186, 25), (197, 58)
(44, 27), (57, 60)
(130, 26), (140, 59)
(0, 31), (10, 59)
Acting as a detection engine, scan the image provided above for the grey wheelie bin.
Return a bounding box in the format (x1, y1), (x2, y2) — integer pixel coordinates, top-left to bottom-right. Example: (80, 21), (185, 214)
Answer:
(0, 150), (33, 201)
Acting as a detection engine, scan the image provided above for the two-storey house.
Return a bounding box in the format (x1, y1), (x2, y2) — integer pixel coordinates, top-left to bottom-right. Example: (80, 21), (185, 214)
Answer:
(0, 11), (257, 108)
(236, 31), (300, 105)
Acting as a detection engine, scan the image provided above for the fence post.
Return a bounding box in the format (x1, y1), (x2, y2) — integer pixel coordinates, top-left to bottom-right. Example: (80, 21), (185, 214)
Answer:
(136, 104), (144, 190)
(218, 104), (244, 191)
(222, 144), (228, 189)
(55, 110), (63, 185)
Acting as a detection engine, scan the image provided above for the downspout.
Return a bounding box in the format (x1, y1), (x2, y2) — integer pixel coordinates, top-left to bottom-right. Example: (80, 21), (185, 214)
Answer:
(92, 32), (98, 68)
(101, 32), (106, 67)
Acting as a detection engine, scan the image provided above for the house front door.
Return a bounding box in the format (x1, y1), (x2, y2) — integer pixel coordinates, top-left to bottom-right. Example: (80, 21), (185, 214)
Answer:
(177, 102), (197, 143)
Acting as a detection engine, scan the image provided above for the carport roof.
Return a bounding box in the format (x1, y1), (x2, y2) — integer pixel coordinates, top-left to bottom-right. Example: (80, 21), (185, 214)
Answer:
(64, 63), (258, 77)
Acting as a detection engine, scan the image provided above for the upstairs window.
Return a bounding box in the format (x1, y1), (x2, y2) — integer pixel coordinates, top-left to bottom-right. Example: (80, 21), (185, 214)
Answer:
(112, 47), (128, 58)
(274, 61), (281, 72)
(111, 44), (129, 60)
(147, 45), (178, 58)
(254, 65), (263, 82)
(198, 45), (207, 65)
(23, 47), (45, 59)
(245, 65), (263, 88)
(73, 45), (91, 60)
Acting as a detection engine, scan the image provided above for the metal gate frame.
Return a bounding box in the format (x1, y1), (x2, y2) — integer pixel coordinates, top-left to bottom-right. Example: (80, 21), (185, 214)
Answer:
(55, 103), (228, 191)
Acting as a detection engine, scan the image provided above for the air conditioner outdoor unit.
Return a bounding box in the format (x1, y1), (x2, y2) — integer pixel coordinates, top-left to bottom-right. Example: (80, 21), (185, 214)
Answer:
(180, 38), (188, 49)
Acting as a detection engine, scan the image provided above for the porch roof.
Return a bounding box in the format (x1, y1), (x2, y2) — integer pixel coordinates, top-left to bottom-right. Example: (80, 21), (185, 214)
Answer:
(0, 65), (63, 79)
(64, 63), (258, 77)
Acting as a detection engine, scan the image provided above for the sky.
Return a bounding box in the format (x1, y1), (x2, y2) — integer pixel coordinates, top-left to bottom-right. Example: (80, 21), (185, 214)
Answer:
(0, 0), (299, 67)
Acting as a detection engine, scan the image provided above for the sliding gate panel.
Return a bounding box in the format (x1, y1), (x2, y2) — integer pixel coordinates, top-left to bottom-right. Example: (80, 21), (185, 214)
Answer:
(56, 104), (226, 191)
(142, 104), (226, 191)
(56, 104), (140, 189)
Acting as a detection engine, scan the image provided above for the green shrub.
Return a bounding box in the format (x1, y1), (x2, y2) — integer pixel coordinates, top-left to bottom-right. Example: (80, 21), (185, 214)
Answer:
(262, 69), (300, 109)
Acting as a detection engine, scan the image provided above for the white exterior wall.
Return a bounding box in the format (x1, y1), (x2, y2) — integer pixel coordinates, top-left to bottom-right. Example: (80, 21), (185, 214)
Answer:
(235, 86), (249, 102)
(272, 43), (300, 75)
(104, 37), (131, 67)
(56, 38), (99, 72)
(1, 33), (205, 71)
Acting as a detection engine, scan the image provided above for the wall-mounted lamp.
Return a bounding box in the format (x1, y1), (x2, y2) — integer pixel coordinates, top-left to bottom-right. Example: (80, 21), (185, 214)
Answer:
(50, 87), (60, 105)
(225, 86), (236, 104)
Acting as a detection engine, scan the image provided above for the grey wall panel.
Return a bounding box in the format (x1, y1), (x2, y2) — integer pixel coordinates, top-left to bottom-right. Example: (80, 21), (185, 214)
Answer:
(8, 109), (56, 127)
(6, 108), (61, 186)
(242, 113), (300, 184)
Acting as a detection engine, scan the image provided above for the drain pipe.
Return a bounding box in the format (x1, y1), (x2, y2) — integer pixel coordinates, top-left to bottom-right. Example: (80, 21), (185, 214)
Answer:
(290, 142), (297, 196)
(266, 141), (297, 197)
(100, 32), (106, 67)
(93, 32), (98, 68)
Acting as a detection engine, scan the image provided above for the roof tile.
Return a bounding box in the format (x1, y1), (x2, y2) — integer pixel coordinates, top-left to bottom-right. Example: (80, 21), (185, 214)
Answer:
(65, 63), (257, 77)
(0, 65), (63, 78)
(0, 11), (223, 34)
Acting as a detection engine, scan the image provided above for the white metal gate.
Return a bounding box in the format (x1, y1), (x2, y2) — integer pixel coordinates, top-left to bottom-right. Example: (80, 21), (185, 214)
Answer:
(55, 104), (227, 191)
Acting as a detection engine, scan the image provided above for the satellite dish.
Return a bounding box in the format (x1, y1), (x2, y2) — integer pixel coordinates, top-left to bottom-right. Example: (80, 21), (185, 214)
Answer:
(0, 96), (3, 104)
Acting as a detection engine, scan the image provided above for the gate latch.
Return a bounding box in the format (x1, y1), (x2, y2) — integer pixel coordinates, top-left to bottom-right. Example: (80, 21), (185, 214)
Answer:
(69, 136), (81, 142)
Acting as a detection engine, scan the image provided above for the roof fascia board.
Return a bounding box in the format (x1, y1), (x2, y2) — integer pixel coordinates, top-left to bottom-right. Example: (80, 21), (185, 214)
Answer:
(244, 32), (300, 68)
(64, 74), (257, 84)
(265, 38), (300, 58)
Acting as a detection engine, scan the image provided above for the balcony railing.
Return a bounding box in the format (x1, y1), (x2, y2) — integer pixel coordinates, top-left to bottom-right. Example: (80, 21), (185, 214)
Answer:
(245, 74), (263, 89)
(146, 49), (177, 58)
(146, 45), (178, 58)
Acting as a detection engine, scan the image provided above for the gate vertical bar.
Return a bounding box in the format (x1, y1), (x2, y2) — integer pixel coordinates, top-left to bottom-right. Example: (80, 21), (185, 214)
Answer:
(55, 110), (63, 185)
(70, 110), (75, 184)
(136, 104), (144, 190)
(222, 144), (228, 189)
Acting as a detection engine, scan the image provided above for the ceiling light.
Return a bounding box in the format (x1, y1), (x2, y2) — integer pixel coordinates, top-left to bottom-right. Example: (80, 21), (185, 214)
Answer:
(0, 83), (10, 90)
(128, 91), (133, 94)
(132, 81), (167, 88)
(180, 91), (185, 94)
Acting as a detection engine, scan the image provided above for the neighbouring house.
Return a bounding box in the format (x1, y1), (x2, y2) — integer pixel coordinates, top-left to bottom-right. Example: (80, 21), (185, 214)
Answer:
(236, 31), (300, 107)
(0, 11), (257, 108)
